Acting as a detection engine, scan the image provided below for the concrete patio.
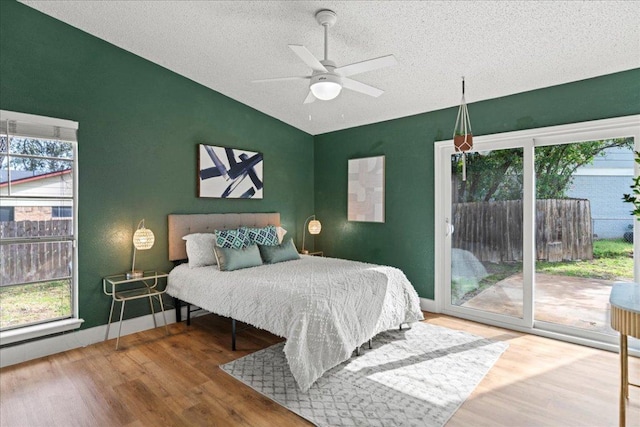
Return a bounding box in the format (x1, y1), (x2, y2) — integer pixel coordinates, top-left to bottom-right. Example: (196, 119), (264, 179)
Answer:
(462, 273), (617, 334)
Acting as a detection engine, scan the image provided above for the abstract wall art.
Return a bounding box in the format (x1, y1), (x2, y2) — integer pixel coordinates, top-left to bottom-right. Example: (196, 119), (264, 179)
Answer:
(348, 155), (385, 222)
(198, 144), (264, 199)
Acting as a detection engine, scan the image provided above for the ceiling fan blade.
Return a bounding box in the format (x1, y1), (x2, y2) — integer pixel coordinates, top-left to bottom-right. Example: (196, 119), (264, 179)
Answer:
(303, 91), (316, 104)
(342, 77), (384, 97)
(288, 45), (327, 73)
(334, 55), (398, 77)
(252, 76), (310, 83)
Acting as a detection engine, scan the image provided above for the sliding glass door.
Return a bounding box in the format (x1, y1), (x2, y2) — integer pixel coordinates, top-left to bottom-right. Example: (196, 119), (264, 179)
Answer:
(441, 139), (534, 329)
(435, 116), (639, 350)
(449, 146), (526, 323)
(533, 138), (636, 341)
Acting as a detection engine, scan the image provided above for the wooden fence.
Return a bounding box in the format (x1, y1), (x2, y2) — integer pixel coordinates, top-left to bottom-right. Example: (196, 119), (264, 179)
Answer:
(0, 220), (73, 287)
(452, 199), (592, 263)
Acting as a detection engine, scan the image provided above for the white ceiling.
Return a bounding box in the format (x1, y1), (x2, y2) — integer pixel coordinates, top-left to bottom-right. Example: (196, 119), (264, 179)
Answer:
(20, 1), (640, 136)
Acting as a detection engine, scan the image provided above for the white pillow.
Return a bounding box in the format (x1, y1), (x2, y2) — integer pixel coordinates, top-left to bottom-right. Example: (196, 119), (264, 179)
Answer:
(182, 233), (217, 268)
(276, 226), (287, 243)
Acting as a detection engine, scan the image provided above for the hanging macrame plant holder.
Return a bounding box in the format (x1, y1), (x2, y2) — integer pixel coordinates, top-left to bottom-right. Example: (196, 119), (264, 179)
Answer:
(453, 77), (473, 181)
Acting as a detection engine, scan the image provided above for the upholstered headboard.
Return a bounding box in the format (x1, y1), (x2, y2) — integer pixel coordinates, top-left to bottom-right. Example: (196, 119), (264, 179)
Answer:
(167, 213), (281, 261)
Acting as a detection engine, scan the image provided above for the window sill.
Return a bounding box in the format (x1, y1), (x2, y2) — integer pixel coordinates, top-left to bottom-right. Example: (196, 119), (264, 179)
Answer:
(0, 318), (84, 345)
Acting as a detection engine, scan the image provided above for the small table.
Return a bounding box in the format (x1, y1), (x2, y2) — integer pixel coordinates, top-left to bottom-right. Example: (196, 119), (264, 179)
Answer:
(304, 251), (324, 256)
(609, 282), (640, 427)
(103, 271), (169, 349)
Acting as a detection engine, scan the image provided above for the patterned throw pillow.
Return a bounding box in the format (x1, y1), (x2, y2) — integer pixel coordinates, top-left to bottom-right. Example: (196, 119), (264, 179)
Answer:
(246, 225), (279, 246)
(215, 227), (249, 250)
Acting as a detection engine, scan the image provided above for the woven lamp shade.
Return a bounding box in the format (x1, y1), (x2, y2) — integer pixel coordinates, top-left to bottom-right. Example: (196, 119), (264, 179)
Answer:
(308, 220), (322, 235)
(133, 227), (155, 250)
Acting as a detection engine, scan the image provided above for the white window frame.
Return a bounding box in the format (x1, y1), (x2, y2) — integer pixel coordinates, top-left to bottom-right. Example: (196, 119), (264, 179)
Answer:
(0, 110), (83, 345)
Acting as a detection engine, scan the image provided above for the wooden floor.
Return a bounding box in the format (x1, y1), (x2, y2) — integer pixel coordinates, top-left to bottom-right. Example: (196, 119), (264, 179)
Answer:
(1, 312), (638, 426)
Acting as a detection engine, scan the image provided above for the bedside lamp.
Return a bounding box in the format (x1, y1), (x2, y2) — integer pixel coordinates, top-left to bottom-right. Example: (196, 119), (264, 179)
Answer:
(127, 219), (155, 279)
(301, 215), (322, 254)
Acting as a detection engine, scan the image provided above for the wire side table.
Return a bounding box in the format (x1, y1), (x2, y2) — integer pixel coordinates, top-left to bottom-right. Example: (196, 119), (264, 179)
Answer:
(103, 271), (169, 349)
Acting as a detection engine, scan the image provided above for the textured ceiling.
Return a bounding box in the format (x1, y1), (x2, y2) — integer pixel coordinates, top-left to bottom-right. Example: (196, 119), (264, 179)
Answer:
(19, 1), (640, 135)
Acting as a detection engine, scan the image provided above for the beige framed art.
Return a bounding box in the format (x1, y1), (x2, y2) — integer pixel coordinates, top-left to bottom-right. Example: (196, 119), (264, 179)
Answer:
(347, 155), (385, 223)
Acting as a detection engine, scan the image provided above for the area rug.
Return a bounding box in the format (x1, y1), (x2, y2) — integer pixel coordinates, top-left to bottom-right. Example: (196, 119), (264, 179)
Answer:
(220, 322), (508, 427)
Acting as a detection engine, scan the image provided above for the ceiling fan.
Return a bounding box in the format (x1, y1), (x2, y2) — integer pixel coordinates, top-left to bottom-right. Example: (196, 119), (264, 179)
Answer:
(252, 9), (397, 103)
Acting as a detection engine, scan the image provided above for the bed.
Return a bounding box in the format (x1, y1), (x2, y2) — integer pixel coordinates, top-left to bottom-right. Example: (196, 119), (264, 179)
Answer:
(166, 213), (424, 391)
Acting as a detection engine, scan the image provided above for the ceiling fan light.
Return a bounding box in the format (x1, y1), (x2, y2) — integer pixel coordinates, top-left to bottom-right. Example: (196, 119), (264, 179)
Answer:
(310, 80), (342, 100)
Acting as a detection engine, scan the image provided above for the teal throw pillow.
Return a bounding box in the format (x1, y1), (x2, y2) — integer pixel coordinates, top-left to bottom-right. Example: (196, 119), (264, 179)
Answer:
(246, 225), (279, 246)
(215, 227), (249, 250)
(214, 244), (263, 271)
(258, 239), (300, 264)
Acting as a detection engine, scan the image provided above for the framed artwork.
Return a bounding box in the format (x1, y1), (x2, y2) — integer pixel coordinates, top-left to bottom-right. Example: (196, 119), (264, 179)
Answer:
(198, 144), (263, 199)
(348, 155), (385, 222)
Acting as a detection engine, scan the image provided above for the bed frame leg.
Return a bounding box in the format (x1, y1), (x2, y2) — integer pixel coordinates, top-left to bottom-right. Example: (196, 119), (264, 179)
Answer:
(356, 346), (361, 356)
(187, 303), (191, 326)
(368, 339), (372, 349)
(399, 323), (403, 330)
(173, 297), (182, 323)
(232, 318), (236, 351)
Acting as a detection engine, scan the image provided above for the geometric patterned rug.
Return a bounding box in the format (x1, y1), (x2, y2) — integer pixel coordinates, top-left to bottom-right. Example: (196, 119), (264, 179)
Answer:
(220, 322), (508, 426)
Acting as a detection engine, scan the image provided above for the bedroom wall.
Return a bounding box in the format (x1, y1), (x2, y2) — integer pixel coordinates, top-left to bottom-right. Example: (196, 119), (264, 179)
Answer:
(314, 68), (640, 300)
(0, 1), (315, 329)
(2, 0), (639, 332)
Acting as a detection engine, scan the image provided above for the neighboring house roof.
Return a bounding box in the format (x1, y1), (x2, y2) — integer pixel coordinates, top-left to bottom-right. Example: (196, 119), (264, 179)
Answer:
(0, 169), (72, 187)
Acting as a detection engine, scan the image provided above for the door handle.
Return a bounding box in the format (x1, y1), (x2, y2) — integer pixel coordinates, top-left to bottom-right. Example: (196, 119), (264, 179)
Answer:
(445, 218), (454, 236)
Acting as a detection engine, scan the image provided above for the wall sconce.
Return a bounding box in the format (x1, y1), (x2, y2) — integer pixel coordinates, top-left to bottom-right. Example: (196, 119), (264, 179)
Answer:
(301, 215), (322, 254)
(127, 219), (155, 279)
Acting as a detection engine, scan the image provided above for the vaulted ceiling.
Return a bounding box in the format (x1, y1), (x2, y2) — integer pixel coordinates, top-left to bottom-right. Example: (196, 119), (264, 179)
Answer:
(20, 1), (640, 135)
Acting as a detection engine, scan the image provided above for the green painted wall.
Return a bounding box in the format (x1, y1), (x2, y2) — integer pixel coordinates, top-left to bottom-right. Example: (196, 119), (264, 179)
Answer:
(0, 1), (314, 328)
(2, 0), (639, 330)
(314, 69), (640, 299)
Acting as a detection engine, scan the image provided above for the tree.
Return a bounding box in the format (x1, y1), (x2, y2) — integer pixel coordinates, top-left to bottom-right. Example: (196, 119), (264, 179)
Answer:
(452, 138), (634, 203)
(622, 151), (640, 220)
(0, 136), (7, 169)
(4, 137), (73, 174)
(453, 149), (523, 203)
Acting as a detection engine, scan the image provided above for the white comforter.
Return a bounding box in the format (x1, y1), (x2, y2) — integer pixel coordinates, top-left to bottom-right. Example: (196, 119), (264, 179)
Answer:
(167, 255), (423, 391)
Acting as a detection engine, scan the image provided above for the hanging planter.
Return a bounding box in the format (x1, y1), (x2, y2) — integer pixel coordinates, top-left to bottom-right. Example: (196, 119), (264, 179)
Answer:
(454, 133), (473, 152)
(453, 77), (473, 180)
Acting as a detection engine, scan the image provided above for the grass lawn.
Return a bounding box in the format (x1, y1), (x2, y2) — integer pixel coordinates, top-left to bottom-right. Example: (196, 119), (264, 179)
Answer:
(0, 280), (71, 329)
(537, 238), (634, 281)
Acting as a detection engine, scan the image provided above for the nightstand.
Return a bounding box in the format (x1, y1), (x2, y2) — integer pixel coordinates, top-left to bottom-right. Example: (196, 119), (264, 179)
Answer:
(103, 271), (169, 349)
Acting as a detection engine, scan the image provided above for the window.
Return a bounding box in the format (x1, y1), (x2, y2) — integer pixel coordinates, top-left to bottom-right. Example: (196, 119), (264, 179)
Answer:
(0, 206), (14, 221)
(0, 110), (82, 343)
(52, 206), (72, 218)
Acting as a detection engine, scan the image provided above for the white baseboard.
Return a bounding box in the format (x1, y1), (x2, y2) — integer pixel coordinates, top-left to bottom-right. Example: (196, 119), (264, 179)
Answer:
(2, 299), (433, 368)
(420, 297), (438, 313)
(0, 309), (179, 368)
